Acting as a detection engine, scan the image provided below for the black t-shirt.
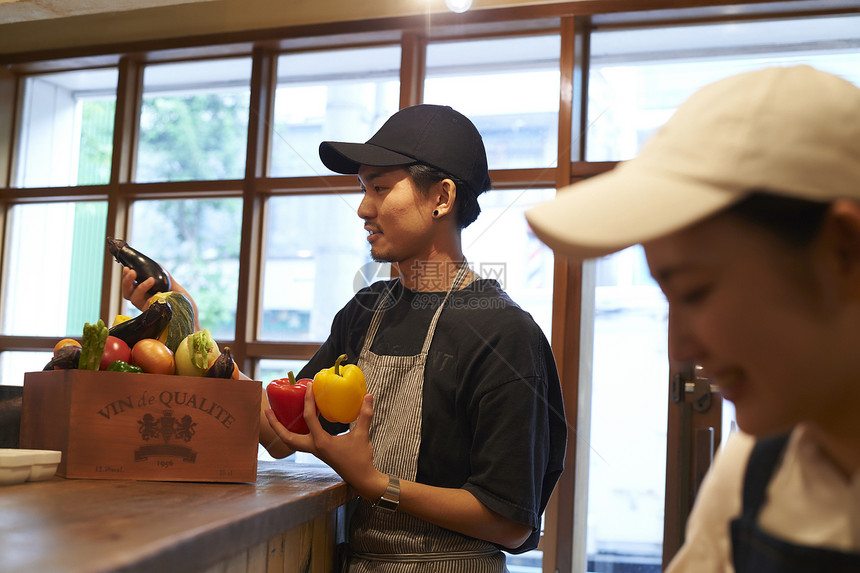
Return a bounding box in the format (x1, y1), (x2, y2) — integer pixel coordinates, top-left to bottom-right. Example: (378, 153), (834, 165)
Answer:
(298, 278), (567, 553)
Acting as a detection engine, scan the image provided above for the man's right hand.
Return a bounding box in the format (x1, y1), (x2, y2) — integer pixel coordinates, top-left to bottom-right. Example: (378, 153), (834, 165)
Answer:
(121, 267), (201, 331)
(121, 267), (157, 311)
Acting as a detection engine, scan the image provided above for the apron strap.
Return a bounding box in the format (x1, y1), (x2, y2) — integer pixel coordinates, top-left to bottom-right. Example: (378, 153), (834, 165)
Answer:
(740, 433), (791, 520)
(419, 262), (471, 354)
(361, 280), (397, 355)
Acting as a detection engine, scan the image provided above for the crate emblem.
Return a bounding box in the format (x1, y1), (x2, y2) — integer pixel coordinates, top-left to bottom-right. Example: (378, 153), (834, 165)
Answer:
(135, 410), (198, 462)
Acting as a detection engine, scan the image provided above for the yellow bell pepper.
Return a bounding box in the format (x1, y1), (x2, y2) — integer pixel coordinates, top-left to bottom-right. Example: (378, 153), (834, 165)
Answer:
(111, 315), (132, 327)
(313, 354), (367, 424)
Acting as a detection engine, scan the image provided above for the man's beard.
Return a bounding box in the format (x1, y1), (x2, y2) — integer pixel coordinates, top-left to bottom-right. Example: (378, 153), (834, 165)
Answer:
(370, 247), (395, 263)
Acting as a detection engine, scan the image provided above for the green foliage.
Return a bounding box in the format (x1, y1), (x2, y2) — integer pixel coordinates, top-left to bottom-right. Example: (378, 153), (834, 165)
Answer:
(78, 99), (115, 186)
(124, 91), (250, 338)
(137, 93), (250, 182)
(132, 198), (243, 340)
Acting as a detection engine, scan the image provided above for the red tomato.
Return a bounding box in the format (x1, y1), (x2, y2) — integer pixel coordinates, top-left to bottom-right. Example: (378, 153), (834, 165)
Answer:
(100, 336), (132, 370)
(266, 373), (311, 434)
(131, 338), (175, 375)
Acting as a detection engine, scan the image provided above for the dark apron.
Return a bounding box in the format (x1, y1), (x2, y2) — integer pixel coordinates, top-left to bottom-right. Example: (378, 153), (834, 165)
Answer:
(345, 265), (506, 573)
(730, 433), (860, 572)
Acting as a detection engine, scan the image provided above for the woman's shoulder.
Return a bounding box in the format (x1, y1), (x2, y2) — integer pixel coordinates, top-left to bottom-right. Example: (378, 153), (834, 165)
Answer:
(691, 429), (756, 516)
(665, 430), (755, 573)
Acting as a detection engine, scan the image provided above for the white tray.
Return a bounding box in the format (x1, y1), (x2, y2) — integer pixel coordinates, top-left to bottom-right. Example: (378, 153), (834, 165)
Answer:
(0, 448), (62, 485)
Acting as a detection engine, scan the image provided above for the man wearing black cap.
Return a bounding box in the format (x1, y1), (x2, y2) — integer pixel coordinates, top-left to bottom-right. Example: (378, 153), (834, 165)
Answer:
(261, 104), (567, 571)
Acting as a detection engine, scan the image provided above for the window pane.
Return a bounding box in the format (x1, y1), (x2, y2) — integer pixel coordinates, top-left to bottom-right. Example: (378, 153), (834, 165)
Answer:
(136, 58), (251, 182)
(260, 194), (369, 341)
(124, 199), (242, 341)
(257, 358), (307, 384)
(1, 352), (52, 387)
(425, 35), (560, 170)
(16, 68), (117, 187)
(462, 188), (555, 341)
(270, 47), (401, 178)
(588, 246), (668, 572)
(2, 202), (107, 337)
(587, 14), (860, 161)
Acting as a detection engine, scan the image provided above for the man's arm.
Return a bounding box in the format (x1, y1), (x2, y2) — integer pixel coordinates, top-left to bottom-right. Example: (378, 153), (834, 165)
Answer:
(395, 478), (532, 549)
(264, 386), (532, 549)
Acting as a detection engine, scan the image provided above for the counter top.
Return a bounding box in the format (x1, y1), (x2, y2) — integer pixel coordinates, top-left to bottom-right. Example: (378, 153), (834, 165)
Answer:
(0, 461), (353, 573)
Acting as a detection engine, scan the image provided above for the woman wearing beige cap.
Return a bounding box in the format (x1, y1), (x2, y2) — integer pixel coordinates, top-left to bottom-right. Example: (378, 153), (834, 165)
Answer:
(526, 66), (860, 572)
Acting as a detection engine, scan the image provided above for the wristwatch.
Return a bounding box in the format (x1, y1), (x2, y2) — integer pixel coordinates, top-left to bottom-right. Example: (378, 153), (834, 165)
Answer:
(374, 475), (401, 513)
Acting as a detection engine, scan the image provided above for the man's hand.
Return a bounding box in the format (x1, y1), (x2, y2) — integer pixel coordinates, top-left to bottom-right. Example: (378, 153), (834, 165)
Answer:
(121, 268), (155, 311)
(264, 381), (387, 501)
(121, 267), (201, 330)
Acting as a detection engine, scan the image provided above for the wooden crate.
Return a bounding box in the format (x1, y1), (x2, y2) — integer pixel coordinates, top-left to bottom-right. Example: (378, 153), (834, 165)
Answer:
(19, 369), (261, 482)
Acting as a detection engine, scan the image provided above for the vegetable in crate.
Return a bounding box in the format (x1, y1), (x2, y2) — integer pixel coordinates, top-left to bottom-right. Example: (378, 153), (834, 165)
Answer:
(146, 291), (196, 354)
(266, 371), (311, 434)
(99, 336), (132, 371)
(79, 319), (109, 370)
(174, 330), (220, 377)
(131, 339), (175, 375)
(43, 344), (81, 371)
(53, 338), (81, 353)
(106, 237), (171, 296)
(106, 360), (143, 373)
(108, 300), (172, 348)
(111, 315), (132, 327)
(313, 354), (367, 424)
(205, 346), (237, 379)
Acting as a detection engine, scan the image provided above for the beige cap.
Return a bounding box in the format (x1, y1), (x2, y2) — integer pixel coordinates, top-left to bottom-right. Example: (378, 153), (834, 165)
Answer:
(525, 65), (860, 260)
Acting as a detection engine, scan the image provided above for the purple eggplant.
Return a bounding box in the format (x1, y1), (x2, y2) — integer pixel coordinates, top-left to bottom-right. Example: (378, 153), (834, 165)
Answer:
(106, 237), (171, 296)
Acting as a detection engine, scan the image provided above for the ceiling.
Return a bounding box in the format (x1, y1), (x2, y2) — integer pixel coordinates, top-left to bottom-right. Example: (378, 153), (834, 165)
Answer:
(0, 0), (215, 25)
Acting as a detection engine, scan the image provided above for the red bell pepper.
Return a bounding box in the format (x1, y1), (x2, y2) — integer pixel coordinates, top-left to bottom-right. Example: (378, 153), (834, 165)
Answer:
(266, 371), (311, 434)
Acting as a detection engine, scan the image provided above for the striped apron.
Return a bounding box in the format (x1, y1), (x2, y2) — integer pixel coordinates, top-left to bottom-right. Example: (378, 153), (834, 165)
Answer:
(345, 264), (507, 573)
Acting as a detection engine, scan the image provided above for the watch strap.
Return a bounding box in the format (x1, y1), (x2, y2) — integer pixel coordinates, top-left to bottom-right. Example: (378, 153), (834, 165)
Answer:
(374, 475), (401, 513)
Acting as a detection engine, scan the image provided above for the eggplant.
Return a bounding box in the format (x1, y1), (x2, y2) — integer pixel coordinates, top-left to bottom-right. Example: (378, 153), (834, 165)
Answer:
(109, 300), (173, 348)
(205, 346), (236, 379)
(106, 237), (171, 296)
(43, 345), (81, 371)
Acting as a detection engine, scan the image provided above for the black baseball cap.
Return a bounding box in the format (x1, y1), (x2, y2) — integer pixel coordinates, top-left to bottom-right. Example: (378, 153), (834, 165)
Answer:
(319, 104), (491, 196)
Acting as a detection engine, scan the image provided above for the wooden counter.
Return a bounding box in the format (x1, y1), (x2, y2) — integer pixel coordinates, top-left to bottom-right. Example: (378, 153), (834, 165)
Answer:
(0, 461), (354, 573)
